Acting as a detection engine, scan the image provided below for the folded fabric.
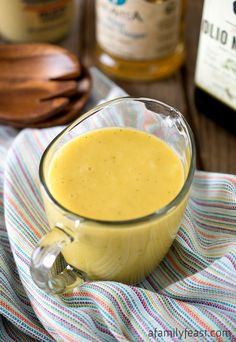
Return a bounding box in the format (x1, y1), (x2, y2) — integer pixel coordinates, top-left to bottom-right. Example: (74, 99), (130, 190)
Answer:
(1, 68), (236, 341)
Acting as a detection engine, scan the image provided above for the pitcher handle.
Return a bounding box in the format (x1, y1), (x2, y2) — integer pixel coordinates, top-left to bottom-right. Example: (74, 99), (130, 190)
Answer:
(30, 226), (87, 294)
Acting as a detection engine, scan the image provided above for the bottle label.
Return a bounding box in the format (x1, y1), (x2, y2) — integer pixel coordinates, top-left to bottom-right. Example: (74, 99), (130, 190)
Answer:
(22, 0), (72, 32)
(195, 0), (236, 111)
(96, 0), (182, 60)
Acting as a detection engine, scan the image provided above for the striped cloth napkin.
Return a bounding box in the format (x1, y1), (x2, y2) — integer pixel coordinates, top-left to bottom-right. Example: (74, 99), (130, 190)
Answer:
(1, 68), (236, 342)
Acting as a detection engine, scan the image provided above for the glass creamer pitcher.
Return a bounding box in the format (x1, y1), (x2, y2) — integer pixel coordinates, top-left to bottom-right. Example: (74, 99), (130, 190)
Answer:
(30, 97), (195, 294)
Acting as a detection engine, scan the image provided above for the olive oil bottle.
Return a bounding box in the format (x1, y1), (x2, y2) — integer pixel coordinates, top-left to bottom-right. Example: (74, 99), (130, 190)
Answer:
(194, 0), (236, 134)
(95, 0), (186, 81)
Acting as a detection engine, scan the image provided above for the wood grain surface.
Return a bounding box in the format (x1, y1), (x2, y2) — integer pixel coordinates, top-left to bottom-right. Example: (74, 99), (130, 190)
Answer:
(1, 0), (235, 174)
(0, 44), (81, 80)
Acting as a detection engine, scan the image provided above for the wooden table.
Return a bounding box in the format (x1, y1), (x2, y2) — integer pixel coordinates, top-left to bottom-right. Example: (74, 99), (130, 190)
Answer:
(1, 0), (236, 174)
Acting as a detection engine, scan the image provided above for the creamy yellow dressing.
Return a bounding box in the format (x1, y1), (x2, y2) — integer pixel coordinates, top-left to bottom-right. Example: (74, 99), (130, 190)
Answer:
(43, 127), (188, 284)
(48, 127), (184, 221)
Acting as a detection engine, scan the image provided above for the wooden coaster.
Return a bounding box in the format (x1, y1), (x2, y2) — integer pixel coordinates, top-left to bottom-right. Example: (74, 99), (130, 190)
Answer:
(0, 44), (81, 81)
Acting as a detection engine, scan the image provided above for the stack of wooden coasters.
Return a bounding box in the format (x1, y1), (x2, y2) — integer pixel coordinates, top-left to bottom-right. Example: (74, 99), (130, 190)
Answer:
(0, 44), (92, 128)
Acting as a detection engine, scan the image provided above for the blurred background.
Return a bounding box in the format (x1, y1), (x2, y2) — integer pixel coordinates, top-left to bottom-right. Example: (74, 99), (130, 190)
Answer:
(0, 0), (235, 174)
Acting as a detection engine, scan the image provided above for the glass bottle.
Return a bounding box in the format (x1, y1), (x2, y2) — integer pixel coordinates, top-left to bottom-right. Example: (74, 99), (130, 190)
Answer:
(0, 0), (73, 43)
(194, 0), (236, 134)
(95, 0), (186, 81)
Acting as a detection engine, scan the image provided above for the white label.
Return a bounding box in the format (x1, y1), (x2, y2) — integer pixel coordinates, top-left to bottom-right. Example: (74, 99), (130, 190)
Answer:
(195, 0), (236, 110)
(96, 0), (182, 60)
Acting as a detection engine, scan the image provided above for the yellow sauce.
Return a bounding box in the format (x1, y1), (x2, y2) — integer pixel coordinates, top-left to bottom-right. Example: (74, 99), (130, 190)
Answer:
(48, 127), (184, 221)
(43, 127), (188, 283)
